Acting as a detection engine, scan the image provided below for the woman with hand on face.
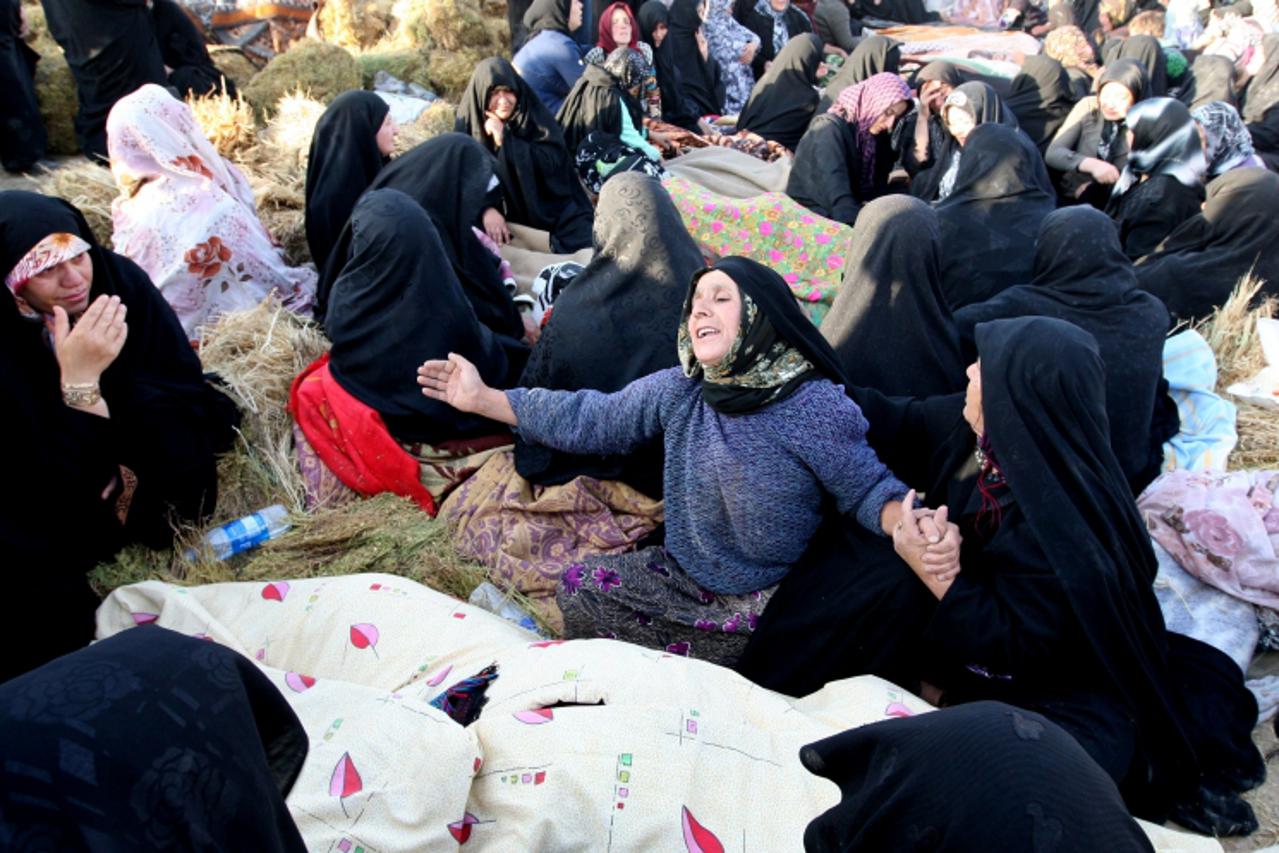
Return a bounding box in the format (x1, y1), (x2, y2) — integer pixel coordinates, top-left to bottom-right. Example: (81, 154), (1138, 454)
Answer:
(1047, 58), (1147, 206)
(513, 0), (588, 114)
(0, 191), (239, 682)
(419, 256), (960, 665)
(789, 72), (914, 224)
(456, 58), (594, 253)
(893, 61), (963, 181)
(912, 80), (1019, 202)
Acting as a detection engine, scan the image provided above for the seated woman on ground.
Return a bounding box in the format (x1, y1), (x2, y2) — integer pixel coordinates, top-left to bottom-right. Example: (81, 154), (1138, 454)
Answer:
(1105, 97), (1206, 260)
(456, 58), (595, 254)
(107, 84), (316, 342)
(735, 34), (828, 152)
(419, 256), (960, 665)
(0, 190), (239, 681)
(1046, 58), (1148, 206)
(305, 90), (398, 272)
(513, 0), (587, 114)
(584, 2), (661, 119)
(892, 61), (963, 187)
(1043, 24), (1101, 100)
(910, 80), (1019, 202)
(741, 316), (1263, 838)
(734, 0), (814, 80)
(291, 189), (527, 516)
(788, 72), (913, 225)
(705, 0), (761, 115)
(557, 47), (667, 192)
(358, 133), (535, 346)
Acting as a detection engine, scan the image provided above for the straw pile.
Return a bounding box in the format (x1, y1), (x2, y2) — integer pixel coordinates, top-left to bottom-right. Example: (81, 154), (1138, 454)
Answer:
(243, 39), (363, 119)
(187, 90), (258, 158)
(357, 47), (433, 89)
(208, 46), (261, 92)
(313, 0), (397, 49)
(394, 100), (458, 153)
(1196, 276), (1279, 471)
(31, 160), (119, 246)
(25, 3), (79, 156)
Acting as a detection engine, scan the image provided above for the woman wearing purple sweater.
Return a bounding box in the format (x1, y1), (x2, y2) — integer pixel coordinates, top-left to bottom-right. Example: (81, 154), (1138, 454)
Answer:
(419, 256), (959, 663)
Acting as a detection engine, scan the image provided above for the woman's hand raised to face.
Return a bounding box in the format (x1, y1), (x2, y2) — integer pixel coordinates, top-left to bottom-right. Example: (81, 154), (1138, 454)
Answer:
(53, 294), (128, 386)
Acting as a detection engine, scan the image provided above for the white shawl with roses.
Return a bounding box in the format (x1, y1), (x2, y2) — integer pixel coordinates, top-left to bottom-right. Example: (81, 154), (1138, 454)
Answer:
(107, 84), (315, 340)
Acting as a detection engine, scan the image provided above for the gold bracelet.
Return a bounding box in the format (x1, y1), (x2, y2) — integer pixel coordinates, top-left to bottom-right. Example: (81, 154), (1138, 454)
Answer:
(62, 381), (102, 408)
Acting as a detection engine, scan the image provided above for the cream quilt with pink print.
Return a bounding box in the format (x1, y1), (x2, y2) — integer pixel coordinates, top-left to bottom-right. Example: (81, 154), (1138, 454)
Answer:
(96, 574), (1221, 853)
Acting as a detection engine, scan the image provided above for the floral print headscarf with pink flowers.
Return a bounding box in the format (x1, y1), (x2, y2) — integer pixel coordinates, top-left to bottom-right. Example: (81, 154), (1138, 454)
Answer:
(106, 84), (315, 341)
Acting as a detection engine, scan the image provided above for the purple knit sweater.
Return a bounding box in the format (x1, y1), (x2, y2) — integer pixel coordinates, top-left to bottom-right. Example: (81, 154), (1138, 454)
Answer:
(507, 367), (908, 594)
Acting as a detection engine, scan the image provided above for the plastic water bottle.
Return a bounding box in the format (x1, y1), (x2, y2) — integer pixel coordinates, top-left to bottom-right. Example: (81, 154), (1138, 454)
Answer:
(191, 505), (291, 561)
(468, 582), (544, 635)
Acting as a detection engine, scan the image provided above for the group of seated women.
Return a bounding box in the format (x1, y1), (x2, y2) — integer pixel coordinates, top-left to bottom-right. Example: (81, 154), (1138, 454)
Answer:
(7, 5), (1279, 846)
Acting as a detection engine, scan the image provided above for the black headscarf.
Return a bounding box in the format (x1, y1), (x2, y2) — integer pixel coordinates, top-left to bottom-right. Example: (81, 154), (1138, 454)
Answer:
(1098, 55), (1151, 102)
(39, 0), (169, 160)
(678, 256), (851, 415)
(0, 191), (238, 679)
(935, 123), (1055, 309)
(910, 80), (1019, 201)
(1103, 34), (1167, 96)
(0, 0), (46, 172)
(638, 0), (701, 130)
(304, 90), (389, 273)
(821, 196), (965, 397)
(515, 173), (704, 494)
(912, 58), (963, 89)
(954, 207), (1174, 494)
(455, 58), (594, 253)
(821, 34), (900, 106)
(1136, 167), (1279, 322)
(324, 189), (526, 444)
(1178, 54), (1238, 110)
(801, 702), (1157, 853)
(892, 61), (963, 181)
(0, 626), (308, 850)
(524, 0), (574, 36)
(151, 0), (236, 98)
(1005, 55), (1077, 155)
(667, 0), (726, 116)
(363, 133), (525, 342)
(737, 33), (824, 151)
(556, 59), (646, 154)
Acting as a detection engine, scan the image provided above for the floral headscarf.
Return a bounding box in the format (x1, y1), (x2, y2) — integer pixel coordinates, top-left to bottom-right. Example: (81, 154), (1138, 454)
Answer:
(106, 84), (315, 340)
(1044, 25), (1099, 76)
(677, 263), (819, 414)
(1193, 101), (1259, 176)
(828, 72), (913, 195)
(3, 232), (92, 319)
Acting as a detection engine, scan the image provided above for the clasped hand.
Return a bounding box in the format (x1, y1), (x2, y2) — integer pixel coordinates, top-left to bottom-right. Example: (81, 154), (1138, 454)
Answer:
(892, 488), (962, 592)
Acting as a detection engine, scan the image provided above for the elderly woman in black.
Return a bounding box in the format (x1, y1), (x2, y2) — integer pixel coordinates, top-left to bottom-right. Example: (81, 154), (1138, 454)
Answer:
(740, 316), (1263, 838)
(0, 191), (238, 681)
(456, 58), (594, 253)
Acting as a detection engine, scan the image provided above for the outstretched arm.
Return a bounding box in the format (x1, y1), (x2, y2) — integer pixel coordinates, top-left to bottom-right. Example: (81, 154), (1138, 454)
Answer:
(418, 353), (517, 425)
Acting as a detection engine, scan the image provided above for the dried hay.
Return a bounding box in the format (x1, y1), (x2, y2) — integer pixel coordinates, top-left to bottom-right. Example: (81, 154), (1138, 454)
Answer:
(430, 48), (491, 101)
(1195, 276), (1279, 472)
(391, 0), (495, 51)
(30, 160), (119, 246)
(208, 46), (262, 91)
(395, 99), (458, 152)
(21, 1), (60, 57)
(88, 494), (556, 635)
(242, 39), (363, 120)
(356, 47), (433, 90)
(187, 90), (258, 158)
(256, 89), (328, 168)
(198, 297), (330, 513)
(313, 0), (397, 49)
(33, 49), (78, 156)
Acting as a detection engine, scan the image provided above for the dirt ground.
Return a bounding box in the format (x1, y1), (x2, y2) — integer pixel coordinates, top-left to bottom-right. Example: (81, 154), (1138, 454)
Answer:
(1224, 652), (1279, 851)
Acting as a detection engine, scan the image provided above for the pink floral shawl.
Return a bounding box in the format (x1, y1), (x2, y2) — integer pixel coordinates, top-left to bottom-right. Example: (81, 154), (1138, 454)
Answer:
(107, 84), (315, 340)
(1140, 469), (1279, 608)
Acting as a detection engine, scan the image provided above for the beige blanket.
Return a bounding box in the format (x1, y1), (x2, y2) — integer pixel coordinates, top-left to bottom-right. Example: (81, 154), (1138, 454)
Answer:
(664, 146), (794, 198)
(96, 574), (1223, 853)
(501, 223), (594, 296)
